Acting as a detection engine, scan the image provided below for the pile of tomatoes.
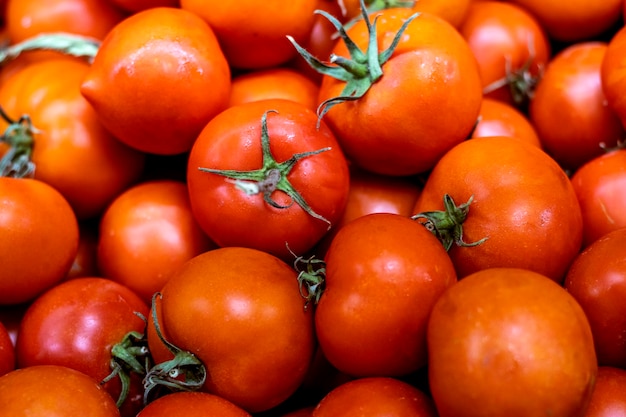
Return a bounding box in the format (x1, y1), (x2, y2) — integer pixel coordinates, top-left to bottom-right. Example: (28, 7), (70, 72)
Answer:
(2, 0), (626, 416)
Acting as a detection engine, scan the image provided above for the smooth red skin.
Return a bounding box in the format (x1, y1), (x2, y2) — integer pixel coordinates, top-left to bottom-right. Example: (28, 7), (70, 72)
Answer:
(317, 213), (457, 377)
(0, 177), (79, 305)
(413, 137), (583, 283)
(159, 247), (316, 413)
(471, 97), (541, 147)
(602, 26), (626, 132)
(186, 99), (350, 260)
(319, 9), (482, 176)
(16, 278), (149, 416)
(530, 42), (624, 172)
(428, 268), (597, 417)
(585, 367), (626, 417)
(0, 321), (15, 377)
(136, 391), (252, 417)
(0, 365), (121, 417)
(570, 149), (626, 248)
(459, 1), (551, 105)
(313, 377), (438, 417)
(81, 7), (231, 155)
(97, 179), (215, 303)
(565, 228), (626, 368)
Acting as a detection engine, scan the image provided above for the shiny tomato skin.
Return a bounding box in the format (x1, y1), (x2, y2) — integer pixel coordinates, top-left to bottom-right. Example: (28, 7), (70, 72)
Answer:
(187, 99), (350, 260)
(316, 213), (457, 377)
(0, 320), (14, 377)
(413, 136), (583, 283)
(602, 26), (626, 133)
(584, 366), (626, 417)
(136, 391), (252, 417)
(158, 247), (316, 413)
(0, 365), (121, 417)
(470, 97), (541, 147)
(428, 268), (597, 417)
(564, 228), (626, 368)
(0, 177), (79, 305)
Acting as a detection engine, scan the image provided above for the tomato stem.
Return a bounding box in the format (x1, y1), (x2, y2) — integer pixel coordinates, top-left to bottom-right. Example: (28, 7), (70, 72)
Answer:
(0, 33), (100, 65)
(341, 0), (416, 33)
(0, 108), (36, 178)
(287, 244), (326, 309)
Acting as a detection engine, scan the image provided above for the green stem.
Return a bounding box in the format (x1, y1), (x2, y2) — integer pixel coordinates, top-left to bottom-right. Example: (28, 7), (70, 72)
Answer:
(287, 244), (326, 309)
(0, 108), (36, 178)
(0, 32), (100, 66)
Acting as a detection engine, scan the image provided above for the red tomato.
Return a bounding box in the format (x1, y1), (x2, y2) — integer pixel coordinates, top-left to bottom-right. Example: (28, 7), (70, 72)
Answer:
(601, 25), (626, 132)
(316, 213), (457, 377)
(584, 367), (626, 416)
(16, 277), (149, 416)
(530, 42), (623, 171)
(570, 149), (626, 247)
(312, 377), (438, 417)
(0, 320), (14, 377)
(470, 97), (541, 147)
(136, 391), (252, 417)
(80, 7), (231, 155)
(97, 179), (215, 303)
(428, 268), (597, 417)
(186, 99), (350, 260)
(152, 247), (316, 413)
(413, 137), (582, 282)
(565, 228), (626, 368)
(0, 365), (121, 417)
(0, 177), (79, 305)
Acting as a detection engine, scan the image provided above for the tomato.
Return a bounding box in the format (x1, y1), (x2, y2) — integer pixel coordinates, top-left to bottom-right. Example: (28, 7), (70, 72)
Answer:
(601, 26), (626, 131)
(584, 367), (626, 416)
(150, 247), (315, 413)
(413, 137), (582, 282)
(470, 97), (541, 147)
(137, 391), (252, 417)
(0, 177), (79, 305)
(564, 228), (626, 369)
(570, 149), (626, 247)
(428, 267), (597, 417)
(529, 42), (623, 172)
(97, 179), (214, 303)
(108, 0), (178, 13)
(0, 320), (14, 377)
(0, 58), (146, 219)
(316, 213), (456, 377)
(186, 99), (349, 260)
(300, 7), (482, 176)
(80, 7), (231, 155)
(229, 67), (320, 112)
(312, 377), (438, 417)
(459, 1), (550, 106)
(0, 365), (121, 417)
(180, 0), (317, 69)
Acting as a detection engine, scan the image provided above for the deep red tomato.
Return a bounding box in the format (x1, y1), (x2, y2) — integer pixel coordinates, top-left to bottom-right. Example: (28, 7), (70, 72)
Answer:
(0, 364), (121, 417)
(564, 227), (626, 368)
(316, 213), (457, 377)
(530, 42), (623, 172)
(470, 97), (541, 147)
(428, 268), (597, 417)
(584, 366), (626, 416)
(312, 377), (438, 417)
(0, 320), (14, 377)
(150, 247), (315, 413)
(0, 177), (79, 305)
(570, 149), (626, 247)
(413, 137), (583, 283)
(136, 391), (252, 417)
(15, 277), (149, 416)
(80, 7), (231, 155)
(601, 25), (626, 133)
(186, 99), (349, 260)
(97, 179), (215, 303)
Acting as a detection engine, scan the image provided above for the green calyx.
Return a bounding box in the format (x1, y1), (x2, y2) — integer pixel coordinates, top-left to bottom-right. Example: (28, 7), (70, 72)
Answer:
(0, 107), (36, 178)
(342, 0), (416, 32)
(287, 0), (419, 124)
(198, 109), (332, 228)
(287, 244), (326, 309)
(0, 33), (100, 66)
(412, 194), (488, 251)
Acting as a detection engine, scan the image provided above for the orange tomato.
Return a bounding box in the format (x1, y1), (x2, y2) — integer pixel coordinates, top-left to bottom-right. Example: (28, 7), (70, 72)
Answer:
(470, 97), (541, 147)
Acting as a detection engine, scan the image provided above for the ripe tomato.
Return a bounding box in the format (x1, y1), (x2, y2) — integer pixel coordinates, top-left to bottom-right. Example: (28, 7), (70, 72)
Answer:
(136, 391), (252, 417)
(180, 0), (317, 69)
(152, 247), (315, 413)
(97, 179), (215, 303)
(0, 58), (146, 219)
(428, 268), (597, 417)
(570, 149), (626, 247)
(0, 177), (79, 305)
(316, 213), (457, 377)
(186, 99), (349, 260)
(565, 228), (626, 368)
(0, 320), (14, 377)
(413, 137), (582, 282)
(0, 365), (121, 417)
(470, 97), (541, 147)
(530, 42), (623, 171)
(459, 1), (550, 106)
(584, 367), (626, 416)
(601, 25), (626, 131)
(312, 377), (438, 417)
(80, 7), (231, 155)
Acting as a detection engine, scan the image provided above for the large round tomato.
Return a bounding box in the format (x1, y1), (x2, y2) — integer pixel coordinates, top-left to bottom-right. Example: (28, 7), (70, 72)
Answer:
(186, 99), (349, 260)
(601, 25), (626, 132)
(427, 268), (597, 417)
(413, 136), (583, 283)
(136, 391), (251, 417)
(584, 366), (626, 416)
(80, 7), (231, 155)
